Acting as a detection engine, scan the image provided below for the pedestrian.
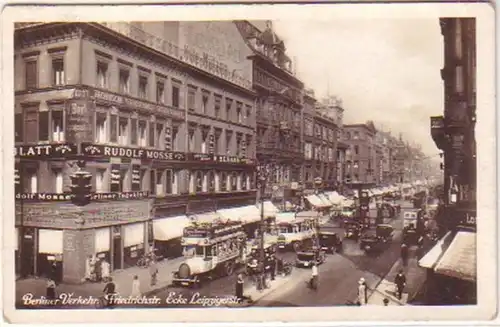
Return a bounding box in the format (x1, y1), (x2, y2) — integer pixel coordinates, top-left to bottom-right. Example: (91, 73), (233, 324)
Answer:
(94, 257), (102, 282)
(235, 273), (244, 302)
(270, 256), (276, 281)
(50, 261), (58, 285)
(394, 269), (406, 300)
(149, 260), (158, 286)
(310, 263), (318, 290)
(102, 277), (116, 308)
(131, 275), (141, 297)
(101, 259), (111, 283)
(401, 243), (409, 266)
(46, 278), (56, 300)
(357, 277), (367, 305)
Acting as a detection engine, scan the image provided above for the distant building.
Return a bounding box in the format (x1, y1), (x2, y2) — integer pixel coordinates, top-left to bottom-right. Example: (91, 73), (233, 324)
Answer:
(343, 122), (377, 184)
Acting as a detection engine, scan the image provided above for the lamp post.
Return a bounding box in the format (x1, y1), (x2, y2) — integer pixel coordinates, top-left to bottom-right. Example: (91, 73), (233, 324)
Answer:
(256, 161), (272, 291)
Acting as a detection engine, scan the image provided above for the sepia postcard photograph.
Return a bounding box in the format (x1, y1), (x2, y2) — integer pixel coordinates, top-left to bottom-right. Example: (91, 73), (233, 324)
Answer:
(1, 2), (496, 324)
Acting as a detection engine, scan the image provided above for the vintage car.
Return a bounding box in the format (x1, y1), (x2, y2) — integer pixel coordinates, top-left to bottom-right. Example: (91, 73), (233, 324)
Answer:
(359, 224), (394, 254)
(344, 221), (363, 240)
(318, 228), (343, 253)
(295, 247), (326, 268)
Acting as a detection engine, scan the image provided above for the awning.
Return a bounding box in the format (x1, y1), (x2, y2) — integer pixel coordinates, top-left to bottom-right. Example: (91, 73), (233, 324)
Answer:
(153, 215), (190, 241)
(256, 201), (279, 218)
(295, 210), (318, 220)
(38, 229), (63, 254)
(217, 207), (245, 222)
(327, 191), (343, 205)
(95, 227), (111, 253)
(418, 231), (454, 269)
(306, 194), (329, 208)
(317, 193), (333, 206)
(188, 212), (221, 224)
(275, 212), (296, 224)
(435, 231), (476, 282)
(240, 205), (261, 224)
(123, 222), (145, 247)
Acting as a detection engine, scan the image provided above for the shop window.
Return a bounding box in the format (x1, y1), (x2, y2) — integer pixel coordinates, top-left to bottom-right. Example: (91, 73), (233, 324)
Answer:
(130, 118), (138, 145)
(156, 80), (165, 104)
(96, 61), (108, 88)
(220, 172), (227, 192)
(25, 60), (38, 89)
(54, 169), (63, 193)
(138, 120), (147, 147)
(95, 112), (108, 143)
(138, 75), (148, 100)
(52, 58), (65, 86)
(201, 91), (209, 115)
(118, 117), (128, 145)
(208, 171), (215, 192)
(172, 85), (180, 108)
(15, 113), (23, 142)
(187, 86), (196, 111)
(95, 168), (106, 193)
(195, 171), (203, 193)
(225, 98), (232, 121)
(214, 95), (221, 118)
(119, 68), (130, 94)
(109, 114), (118, 143)
(149, 121), (156, 147)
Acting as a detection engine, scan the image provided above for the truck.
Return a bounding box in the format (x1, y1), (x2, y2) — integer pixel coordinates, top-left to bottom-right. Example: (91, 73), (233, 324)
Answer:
(171, 219), (247, 287)
(402, 208), (424, 245)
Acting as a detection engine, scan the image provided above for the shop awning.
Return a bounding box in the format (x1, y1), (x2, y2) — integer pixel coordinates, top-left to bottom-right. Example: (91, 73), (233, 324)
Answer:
(217, 207), (245, 222)
(256, 201), (279, 218)
(240, 205), (261, 224)
(317, 193), (333, 206)
(306, 194), (329, 208)
(435, 231), (476, 282)
(327, 191), (343, 205)
(418, 231), (454, 269)
(275, 212), (296, 224)
(295, 210), (319, 220)
(153, 215), (190, 241)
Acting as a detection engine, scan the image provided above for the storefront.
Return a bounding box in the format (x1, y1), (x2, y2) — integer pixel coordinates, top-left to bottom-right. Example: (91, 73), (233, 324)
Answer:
(16, 197), (151, 283)
(305, 194), (330, 212)
(153, 215), (190, 259)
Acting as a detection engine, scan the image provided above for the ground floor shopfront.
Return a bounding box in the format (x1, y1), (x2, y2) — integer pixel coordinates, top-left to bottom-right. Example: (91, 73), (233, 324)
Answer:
(16, 198), (151, 284)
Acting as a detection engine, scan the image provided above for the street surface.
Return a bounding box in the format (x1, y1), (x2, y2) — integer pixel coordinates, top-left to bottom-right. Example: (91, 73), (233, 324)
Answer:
(254, 200), (411, 306)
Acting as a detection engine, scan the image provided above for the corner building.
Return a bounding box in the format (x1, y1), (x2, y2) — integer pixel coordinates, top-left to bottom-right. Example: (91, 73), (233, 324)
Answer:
(14, 22), (257, 283)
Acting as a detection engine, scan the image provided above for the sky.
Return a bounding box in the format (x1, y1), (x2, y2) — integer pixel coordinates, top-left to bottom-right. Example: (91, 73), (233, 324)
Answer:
(272, 19), (444, 156)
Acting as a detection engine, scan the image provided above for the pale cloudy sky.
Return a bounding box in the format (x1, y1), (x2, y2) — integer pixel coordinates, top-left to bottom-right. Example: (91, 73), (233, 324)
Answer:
(273, 19), (444, 156)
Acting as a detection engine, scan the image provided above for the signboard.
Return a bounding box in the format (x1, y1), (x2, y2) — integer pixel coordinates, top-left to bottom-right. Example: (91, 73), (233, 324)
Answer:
(430, 116), (444, 129)
(90, 89), (185, 120)
(81, 143), (186, 161)
(66, 99), (92, 143)
(456, 208), (476, 228)
(15, 191), (150, 202)
(183, 228), (210, 238)
(15, 143), (77, 158)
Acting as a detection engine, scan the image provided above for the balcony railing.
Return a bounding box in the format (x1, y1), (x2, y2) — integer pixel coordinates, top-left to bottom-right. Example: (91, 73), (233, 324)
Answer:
(98, 22), (252, 90)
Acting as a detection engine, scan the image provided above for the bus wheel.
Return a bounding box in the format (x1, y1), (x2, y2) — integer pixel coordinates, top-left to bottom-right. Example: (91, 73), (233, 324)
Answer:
(225, 261), (235, 276)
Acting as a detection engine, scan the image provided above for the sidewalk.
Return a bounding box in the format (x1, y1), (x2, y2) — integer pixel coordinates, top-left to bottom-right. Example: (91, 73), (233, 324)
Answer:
(16, 257), (184, 304)
(367, 247), (427, 306)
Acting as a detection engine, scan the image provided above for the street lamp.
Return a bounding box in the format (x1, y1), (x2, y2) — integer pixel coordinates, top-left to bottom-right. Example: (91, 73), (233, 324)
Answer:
(256, 161), (273, 291)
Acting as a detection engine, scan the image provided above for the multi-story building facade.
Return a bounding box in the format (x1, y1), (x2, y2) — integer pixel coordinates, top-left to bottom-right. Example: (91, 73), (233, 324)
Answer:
(302, 89), (316, 188)
(235, 21), (304, 203)
(14, 22), (257, 283)
(423, 17), (476, 305)
(343, 122), (377, 184)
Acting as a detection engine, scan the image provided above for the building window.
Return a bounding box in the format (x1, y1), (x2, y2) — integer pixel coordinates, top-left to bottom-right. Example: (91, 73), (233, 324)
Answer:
(225, 98), (232, 121)
(188, 129), (195, 152)
(119, 69), (130, 94)
(225, 132), (232, 155)
(156, 123), (164, 149)
(54, 169), (63, 193)
(138, 76), (148, 99)
(118, 117), (128, 146)
(353, 161), (359, 169)
(165, 169), (173, 194)
(231, 172), (238, 191)
(149, 169), (156, 195)
(236, 136), (242, 157)
(155, 170), (164, 196)
(214, 95), (222, 119)
(37, 111), (49, 142)
(236, 102), (243, 123)
(149, 121), (156, 147)
(24, 168), (38, 193)
(172, 126), (179, 151)
(156, 81), (165, 104)
(241, 173), (248, 190)
(195, 171), (203, 193)
(214, 130), (221, 155)
(201, 131), (208, 154)
(138, 121), (147, 147)
(25, 60), (38, 89)
(353, 131), (359, 140)
(245, 105), (252, 123)
(52, 58), (65, 86)
(208, 171), (215, 192)
(455, 66), (464, 94)
(96, 61), (108, 88)
(95, 112), (108, 143)
(201, 91), (209, 115)
(51, 110), (64, 142)
(109, 114), (118, 143)
(220, 172), (227, 192)
(130, 118), (138, 145)
(187, 86), (196, 111)
(95, 168), (106, 193)
(354, 145), (359, 155)
(15, 113), (23, 142)
(172, 85), (180, 108)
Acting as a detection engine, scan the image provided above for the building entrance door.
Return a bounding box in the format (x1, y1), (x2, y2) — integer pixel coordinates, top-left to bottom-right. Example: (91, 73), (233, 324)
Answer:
(20, 227), (35, 277)
(112, 226), (122, 270)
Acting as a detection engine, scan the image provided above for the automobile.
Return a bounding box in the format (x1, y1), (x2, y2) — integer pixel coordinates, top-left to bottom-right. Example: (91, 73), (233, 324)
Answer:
(344, 221), (363, 240)
(295, 247), (326, 268)
(359, 224), (394, 254)
(318, 230), (343, 253)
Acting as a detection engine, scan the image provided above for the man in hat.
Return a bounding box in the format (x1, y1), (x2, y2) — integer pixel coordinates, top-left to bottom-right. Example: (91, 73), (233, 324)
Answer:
(358, 277), (368, 305)
(394, 269), (406, 300)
